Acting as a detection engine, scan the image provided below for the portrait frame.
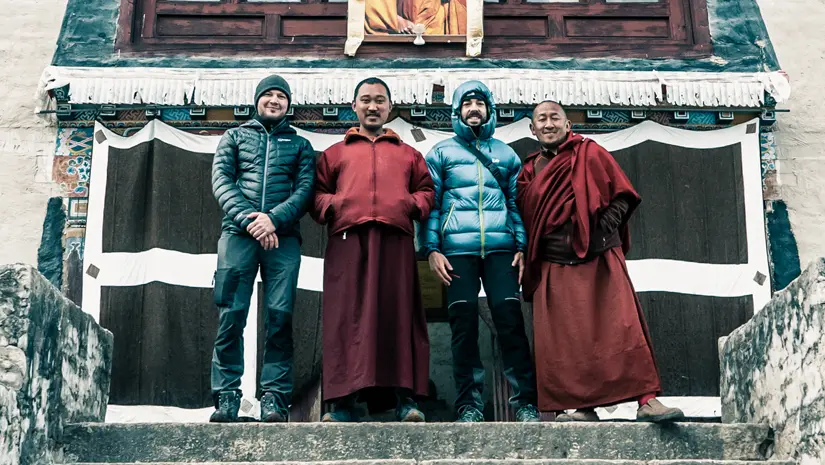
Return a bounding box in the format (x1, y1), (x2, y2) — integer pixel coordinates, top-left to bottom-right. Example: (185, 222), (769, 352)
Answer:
(345, 0), (484, 57)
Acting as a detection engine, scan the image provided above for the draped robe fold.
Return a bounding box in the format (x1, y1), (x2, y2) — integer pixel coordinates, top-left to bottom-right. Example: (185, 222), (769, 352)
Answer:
(516, 134), (662, 411)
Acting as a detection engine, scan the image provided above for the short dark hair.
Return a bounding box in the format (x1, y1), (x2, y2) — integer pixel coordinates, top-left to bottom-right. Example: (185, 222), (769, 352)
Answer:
(353, 77), (392, 103)
(531, 100), (567, 120)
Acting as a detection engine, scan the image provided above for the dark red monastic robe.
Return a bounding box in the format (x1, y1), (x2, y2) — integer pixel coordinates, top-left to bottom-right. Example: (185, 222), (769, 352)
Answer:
(313, 130), (433, 405)
(516, 133), (662, 411)
(321, 222), (430, 403)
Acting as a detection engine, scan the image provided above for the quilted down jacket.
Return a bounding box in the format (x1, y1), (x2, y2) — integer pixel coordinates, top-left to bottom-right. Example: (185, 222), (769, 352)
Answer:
(418, 80), (527, 257)
(212, 117), (316, 239)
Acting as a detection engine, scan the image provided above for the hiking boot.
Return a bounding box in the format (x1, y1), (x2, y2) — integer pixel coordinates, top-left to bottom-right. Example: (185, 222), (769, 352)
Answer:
(209, 390), (240, 423)
(396, 397), (426, 422)
(260, 392), (288, 423)
(321, 397), (357, 423)
(515, 404), (541, 422)
(455, 405), (484, 423)
(321, 409), (356, 422)
(636, 398), (685, 423)
(556, 409), (599, 422)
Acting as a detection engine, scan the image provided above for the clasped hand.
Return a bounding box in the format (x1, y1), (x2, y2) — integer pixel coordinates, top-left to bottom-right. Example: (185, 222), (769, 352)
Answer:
(247, 212), (279, 250)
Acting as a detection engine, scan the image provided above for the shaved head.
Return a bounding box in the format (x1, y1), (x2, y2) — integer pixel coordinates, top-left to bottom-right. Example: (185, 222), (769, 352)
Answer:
(530, 100), (571, 153)
(531, 100), (567, 121)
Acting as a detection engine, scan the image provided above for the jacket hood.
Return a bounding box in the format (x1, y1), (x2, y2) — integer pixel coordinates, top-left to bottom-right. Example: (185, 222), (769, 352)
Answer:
(344, 127), (401, 144)
(451, 80), (497, 142)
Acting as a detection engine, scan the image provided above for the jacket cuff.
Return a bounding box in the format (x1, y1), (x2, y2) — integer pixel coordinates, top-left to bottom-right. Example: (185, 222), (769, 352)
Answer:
(267, 212), (281, 230)
(422, 245), (441, 256)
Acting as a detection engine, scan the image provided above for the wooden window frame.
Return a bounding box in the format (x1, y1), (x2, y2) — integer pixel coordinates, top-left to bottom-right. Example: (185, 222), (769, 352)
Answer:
(116, 0), (711, 59)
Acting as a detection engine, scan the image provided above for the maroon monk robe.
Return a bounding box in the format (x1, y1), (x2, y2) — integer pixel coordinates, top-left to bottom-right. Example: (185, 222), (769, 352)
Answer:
(516, 133), (662, 412)
(313, 129), (434, 403)
(321, 222), (430, 402)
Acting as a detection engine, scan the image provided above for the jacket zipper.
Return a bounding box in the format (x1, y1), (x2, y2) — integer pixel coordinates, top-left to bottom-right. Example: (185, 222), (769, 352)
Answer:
(257, 121), (271, 211)
(477, 157), (486, 258)
(371, 141), (377, 217)
(441, 202), (456, 234)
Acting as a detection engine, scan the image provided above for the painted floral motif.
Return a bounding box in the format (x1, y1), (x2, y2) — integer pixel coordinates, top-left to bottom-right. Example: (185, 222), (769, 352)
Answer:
(53, 128), (93, 197)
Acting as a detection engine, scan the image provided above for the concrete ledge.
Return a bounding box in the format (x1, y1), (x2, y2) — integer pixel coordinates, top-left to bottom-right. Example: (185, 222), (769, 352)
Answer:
(62, 422), (775, 463)
(71, 461), (796, 465)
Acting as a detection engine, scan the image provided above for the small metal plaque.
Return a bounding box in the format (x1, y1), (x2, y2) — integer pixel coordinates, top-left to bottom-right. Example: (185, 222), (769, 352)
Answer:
(754, 271), (767, 286)
(86, 264), (100, 279)
(410, 128), (426, 142)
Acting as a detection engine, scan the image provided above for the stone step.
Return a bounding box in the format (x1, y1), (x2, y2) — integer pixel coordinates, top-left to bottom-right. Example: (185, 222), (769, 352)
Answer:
(62, 423), (777, 463)
(71, 461), (796, 465)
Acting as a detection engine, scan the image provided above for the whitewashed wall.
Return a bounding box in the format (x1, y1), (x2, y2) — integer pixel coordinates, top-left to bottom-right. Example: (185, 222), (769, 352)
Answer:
(0, 0), (66, 266)
(758, 0), (825, 268)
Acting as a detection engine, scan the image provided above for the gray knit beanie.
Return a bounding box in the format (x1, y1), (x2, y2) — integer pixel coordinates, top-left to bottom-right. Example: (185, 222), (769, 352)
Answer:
(255, 75), (292, 110)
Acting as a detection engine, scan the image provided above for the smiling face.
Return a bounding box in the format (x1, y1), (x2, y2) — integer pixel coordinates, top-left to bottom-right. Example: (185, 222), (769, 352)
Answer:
(460, 98), (488, 128)
(530, 101), (572, 151)
(353, 83), (392, 132)
(257, 89), (289, 121)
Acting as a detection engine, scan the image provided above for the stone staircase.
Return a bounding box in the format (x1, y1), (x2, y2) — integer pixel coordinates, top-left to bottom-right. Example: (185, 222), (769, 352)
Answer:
(60, 422), (792, 465)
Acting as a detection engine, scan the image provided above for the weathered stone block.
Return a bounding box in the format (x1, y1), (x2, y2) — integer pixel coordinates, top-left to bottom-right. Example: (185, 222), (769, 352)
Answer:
(0, 384), (22, 465)
(720, 257), (825, 465)
(0, 264), (113, 465)
(61, 422), (775, 463)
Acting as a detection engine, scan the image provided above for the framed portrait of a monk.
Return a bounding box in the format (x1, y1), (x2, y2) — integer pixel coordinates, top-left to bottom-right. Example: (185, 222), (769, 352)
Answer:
(365, 0), (467, 36)
(345, 0), (483, 56)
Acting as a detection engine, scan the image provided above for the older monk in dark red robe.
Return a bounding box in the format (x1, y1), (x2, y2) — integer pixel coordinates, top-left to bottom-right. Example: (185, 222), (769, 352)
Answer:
(312, 78), (435, 422)
(516, 101), (684, 422)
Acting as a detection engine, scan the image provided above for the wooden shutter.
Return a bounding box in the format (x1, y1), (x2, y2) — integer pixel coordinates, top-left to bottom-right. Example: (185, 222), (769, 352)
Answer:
(116, 0), (710, 59)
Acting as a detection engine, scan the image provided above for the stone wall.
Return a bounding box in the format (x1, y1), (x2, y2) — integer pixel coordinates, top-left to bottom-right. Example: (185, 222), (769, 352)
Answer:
(0, 0), (66, 267)
(757, 0), (825, 273)
(0, 264), (113, 465)
(720, 258), (825, 465)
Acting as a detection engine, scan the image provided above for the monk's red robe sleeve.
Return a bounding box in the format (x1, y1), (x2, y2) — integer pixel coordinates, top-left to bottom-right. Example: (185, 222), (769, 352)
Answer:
(312, 150), (337, 224)
(409, 148), (435, 221)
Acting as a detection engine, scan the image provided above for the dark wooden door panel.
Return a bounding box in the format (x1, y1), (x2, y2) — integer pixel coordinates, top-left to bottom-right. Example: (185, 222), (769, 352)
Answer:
(564, 17), (670, 38)
(281, 17), (348, 37)
(485, 17), (548, 37)
(156, 15), (266, 37)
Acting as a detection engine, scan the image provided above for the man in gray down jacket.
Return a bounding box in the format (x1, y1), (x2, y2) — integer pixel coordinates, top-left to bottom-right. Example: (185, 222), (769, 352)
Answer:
(419, 80), (539, 422)
(210, 75), (316, 423)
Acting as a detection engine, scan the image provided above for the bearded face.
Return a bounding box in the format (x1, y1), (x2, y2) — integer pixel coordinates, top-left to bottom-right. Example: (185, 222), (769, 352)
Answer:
(460, 98), (488, 128)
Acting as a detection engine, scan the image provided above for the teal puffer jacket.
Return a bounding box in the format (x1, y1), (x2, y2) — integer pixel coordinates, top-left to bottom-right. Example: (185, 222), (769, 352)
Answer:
(212, 118), (316, 239)
(418, 81), (527, 258)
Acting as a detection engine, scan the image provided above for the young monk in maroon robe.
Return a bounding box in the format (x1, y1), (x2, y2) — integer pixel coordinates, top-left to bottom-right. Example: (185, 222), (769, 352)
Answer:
(312, 77), (435, 422)
(516, 101), (685, 423)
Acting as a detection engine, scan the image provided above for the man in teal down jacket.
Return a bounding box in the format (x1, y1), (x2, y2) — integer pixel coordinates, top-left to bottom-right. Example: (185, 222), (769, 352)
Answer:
(419, 80), (539, 422)
(210, 75), (316, 423)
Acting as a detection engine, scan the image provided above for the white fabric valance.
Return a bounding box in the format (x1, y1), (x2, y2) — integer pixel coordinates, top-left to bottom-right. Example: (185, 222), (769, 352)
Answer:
(37, 66), (791, 113)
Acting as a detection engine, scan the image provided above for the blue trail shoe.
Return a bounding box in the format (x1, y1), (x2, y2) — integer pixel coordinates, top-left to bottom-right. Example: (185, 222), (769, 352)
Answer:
(515, 404), (541, 422)
(455, 405), (484, 422)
